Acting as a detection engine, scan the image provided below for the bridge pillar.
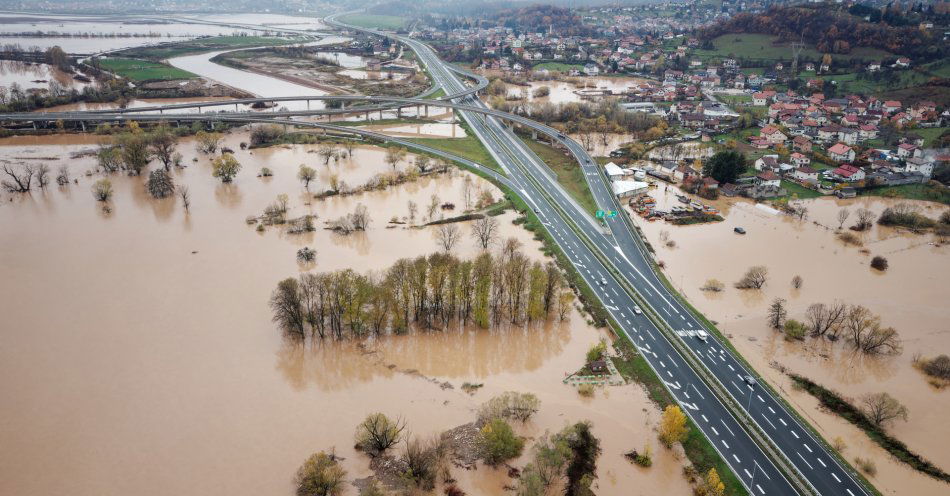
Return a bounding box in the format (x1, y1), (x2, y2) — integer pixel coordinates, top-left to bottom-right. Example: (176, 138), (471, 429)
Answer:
(424, 105), (428, 117)
(197, 106), (201, 113)
(532, 130), (537, 140)
(81, 121), (86, 132)
(379, 109), (383, 120)
(397, 107), (401, 119)
(365, 111), (370, 121)
(32, 122), (36, 130)
(235, 103), (239, 111)
(307, 100), (310, 110)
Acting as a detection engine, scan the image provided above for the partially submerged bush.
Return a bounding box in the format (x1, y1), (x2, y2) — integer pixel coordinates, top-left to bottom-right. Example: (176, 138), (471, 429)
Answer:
(870, 256), (888, 271)
(294, 451), (346, 496)
(700, 279), (724, 292)
(577, 383), (595, 397)
(477, 392), (540, 423)
(297, 247), (316, 263)
(734, 265), (768, 289)
(479, 418), (524, 465)
(919, 354), (950, 380)
(838, 231), (863, 246)
(784, 319), (806, 341)
(355, 413), (405, 456)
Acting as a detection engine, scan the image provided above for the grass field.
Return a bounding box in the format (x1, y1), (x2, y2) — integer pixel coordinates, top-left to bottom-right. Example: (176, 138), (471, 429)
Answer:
(115, 35), (305, 60)
(520, 138), (598, 214)
(339, 14), (408, 31)
(406, 133), (502, 172)
(781, 180), (824, 200)
(697, 34), (891, 66)
(97, 58), (197, 81)
(533, 62), (584, 72)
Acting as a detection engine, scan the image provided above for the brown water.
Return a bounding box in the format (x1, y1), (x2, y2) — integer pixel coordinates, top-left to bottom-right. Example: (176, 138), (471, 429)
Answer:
(635, 185), (950, 494)
(0, 130), (694, 496)
(0, 60), (91, 91)
(505, 76), (648, 105)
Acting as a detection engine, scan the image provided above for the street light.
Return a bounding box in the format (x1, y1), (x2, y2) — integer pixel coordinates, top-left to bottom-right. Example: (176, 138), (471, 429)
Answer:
(746, 382), (755, 412)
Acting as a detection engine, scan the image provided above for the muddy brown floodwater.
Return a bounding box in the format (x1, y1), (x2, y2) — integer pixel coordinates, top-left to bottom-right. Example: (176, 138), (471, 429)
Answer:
(0, 129), (694, 496)
(636, 183), (950, 495)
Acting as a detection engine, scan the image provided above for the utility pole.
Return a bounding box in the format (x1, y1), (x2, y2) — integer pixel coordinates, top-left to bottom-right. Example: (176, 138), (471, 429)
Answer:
(790, 32), (805, 75)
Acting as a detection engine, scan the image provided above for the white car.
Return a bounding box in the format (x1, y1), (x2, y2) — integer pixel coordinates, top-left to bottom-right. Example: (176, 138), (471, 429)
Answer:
(696, 330), (708, 342)
(634, 306), (642, 315)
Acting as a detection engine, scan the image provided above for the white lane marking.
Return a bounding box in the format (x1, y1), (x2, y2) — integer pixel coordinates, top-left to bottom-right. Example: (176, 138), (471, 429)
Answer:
(803, 444), (812, 453)
(756, 484), (765, 494)
(719, 355), (725, 362)
(796, 452), (814, 470)
(744, 469), (752, 479)
(778, 418), (788, 427)
(817, 458), (826, 468)
(711, 426), (720, 436)
(762, 414), (777, 430)
(683, 391), (690, 399)
(659, 361), (666, 368)
(757, 394), (764, 403)
(846, 490), (855, 496)
(791, 430), (799, 439)
(666, 370), (673, 378)
(721, 439), (729, 449)
(727, 364), (735, 371)
(831, 472), (841, 483)
(663, 307), (672, 316)
(732, 454), (740, 464)
(691, 383), (706, 400)
(719, 419), (735, 437)
(701, 414), (709, 422)
(768, 406), (776, 414)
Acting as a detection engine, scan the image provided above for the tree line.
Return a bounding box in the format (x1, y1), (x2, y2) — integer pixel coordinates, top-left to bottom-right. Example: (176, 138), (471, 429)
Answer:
(270, 246), (573, 340)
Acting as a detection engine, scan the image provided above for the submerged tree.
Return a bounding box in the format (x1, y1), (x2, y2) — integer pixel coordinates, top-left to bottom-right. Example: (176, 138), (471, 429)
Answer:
(146, 169), (175, 198)
(294, 451), (346, 496)
(211, 154), (242, 183)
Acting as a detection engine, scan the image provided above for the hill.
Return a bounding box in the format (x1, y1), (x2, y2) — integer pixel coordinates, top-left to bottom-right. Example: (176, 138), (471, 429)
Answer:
(700, 4), (945, 63)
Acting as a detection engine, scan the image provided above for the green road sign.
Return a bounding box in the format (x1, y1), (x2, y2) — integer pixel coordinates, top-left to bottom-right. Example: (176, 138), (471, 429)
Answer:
(608, 210), (618, 218)
(595, 210), (605, 219)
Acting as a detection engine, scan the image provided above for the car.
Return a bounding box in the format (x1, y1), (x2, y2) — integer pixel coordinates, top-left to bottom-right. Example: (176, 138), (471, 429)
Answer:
(533, 208), (540, 214)
(557, 133), (566, 139)
(743, 375), (757, 387)
(634, 306), (642, 315)
(599, 278), (607, 286)
(734, 227), (746, 235)
(696, 330), (708, 342)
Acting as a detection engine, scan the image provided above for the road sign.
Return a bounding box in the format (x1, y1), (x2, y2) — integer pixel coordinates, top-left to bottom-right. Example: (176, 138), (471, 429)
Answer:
(595, 210), (605, 219)
(607, 210), (618, 218)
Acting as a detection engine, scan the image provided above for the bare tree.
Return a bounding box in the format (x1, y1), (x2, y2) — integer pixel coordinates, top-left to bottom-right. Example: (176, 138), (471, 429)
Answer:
(860, 392), (908, 428)
(385, 146), (407, 170)
(436, 224), (462, 252)
(400, 435), (446, 490)
(269, 277), (306, 338)
(854, 208), (874, 231)
(149, 123), (178, 171)
(1, 164), (35, 192)
(342, 140), (356, 157)
(350, 203), (370, 231)
(298, 164), (317, 190)
(35, 164), (50, 188)
(767, 298), (787, 329)
(355, 413), (406, 455)
(837, 208), (851, 230)
(407, 200), (418, 224)
(793, 205), (808, 221)
(471, 215), (499, 250)
(806, 301), (847, 338)
(735, 265), (768, 289)
(415, 155), (431, 173)
(55, 165), (70, 186)
(179, 185), (191, 211)
(318, 144), (337, 165)
(427, 194), (441, 221)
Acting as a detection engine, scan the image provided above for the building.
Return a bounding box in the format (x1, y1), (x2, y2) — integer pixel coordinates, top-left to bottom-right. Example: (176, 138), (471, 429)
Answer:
(904, 157), (934, 178)
(755, 171), (781, 189)
(612, 180), (649, 198)
(790, 152), (810, 167)
(828, 143), (855, 162)
(832, 164), (865, 182)
(793, 166), (819, 184)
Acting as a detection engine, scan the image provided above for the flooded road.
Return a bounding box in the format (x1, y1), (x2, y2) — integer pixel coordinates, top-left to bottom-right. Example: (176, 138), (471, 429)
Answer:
(635, 184), (950, 494)
(0, 130), (693, 496)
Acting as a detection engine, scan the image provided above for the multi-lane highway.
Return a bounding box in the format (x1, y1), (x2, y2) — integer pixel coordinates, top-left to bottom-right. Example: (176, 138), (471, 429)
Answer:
(0, 12), (874, 496)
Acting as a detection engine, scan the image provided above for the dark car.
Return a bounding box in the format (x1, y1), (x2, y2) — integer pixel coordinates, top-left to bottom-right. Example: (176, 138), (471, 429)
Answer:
(734, 227), (746, 235)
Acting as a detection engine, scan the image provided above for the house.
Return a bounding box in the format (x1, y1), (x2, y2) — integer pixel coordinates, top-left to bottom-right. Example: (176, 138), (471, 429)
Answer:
(790, 152), (810, 167)
(793, 135), (813, 153)
(583, 63), (600, 76)
(895, 57), (911, 68)
(818, 125), (840, 142)
(760, 125), (787, 144)
(905, 157), (934, 178)
(701, 177), (719, 190)
(867, 61), (881, 72)
(859, 124), (878, 140)
(838, 128), (859, 145)
(752, 92), (769, 106)
(836, 187), (857, 198)
(828, 143), (855, 163)
(832, 164), (865, 182)
(882, 100), (902, 113)
(612, 180), (648, 198)
(604, 162), (626, 179)
(754, 155), (780, 172)
(755, 171), (781, 188)
(897, 143), (919, 159)
(793, 166), (819, 184)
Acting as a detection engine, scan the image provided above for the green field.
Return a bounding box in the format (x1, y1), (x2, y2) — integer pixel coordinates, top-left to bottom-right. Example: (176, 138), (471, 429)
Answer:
(533, 62), (584, 72)
(339, 14), (409, 31)
(406, 134), (502, 172)
(697, 34), (892, 66)
(96, 58), (197, 81)
(114, 35), (306, 60)
(520, 138), (597, 214)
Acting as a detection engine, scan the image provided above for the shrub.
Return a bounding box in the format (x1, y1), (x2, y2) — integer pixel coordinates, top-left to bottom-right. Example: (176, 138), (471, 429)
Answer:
(700, 279), (725, 292)
(91, 178), (113, 201)
(784, 319), (806, 341)
(294, 451), (346, 496)
(585, 340), (607, 363)
(260, 167), (273, 177)
(838, 231), (863, 246)
(297, 247), (316, 263)
(401, 436), (444, 490)
(477, 391), (540, 422)
(855, 457), (877, 476)
(734, 265), (767, 289)
(479, 418), (523, 465)
(355, 413), (405, 456)
(921, 355), (950, 380)
(577, 383), (595, 397)
(146, 169), (175, 198)
(878, 203), (936, 231)
(870, 256), (888, 271)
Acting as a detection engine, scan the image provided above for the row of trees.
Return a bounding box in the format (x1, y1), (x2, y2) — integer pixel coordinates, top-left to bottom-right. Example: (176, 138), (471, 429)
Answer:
(270, 247), (572, 339)
(769, 299), (902, 355)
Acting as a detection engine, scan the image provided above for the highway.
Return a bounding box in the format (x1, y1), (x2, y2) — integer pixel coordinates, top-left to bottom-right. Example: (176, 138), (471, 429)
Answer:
(0, 12), (874, 496)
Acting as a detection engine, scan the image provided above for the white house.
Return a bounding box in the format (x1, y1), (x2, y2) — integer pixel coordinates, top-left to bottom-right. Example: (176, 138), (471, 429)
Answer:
(612, 180), (649, 198)
(828, 143), (855, 162)
(583, 63), (600, 76)
(790, 152), (811, 167)
(755, 171), (781, 188)
(604, 162), (626, 179)
(793, 166), (819, 184)
(905, 157), (934, 178)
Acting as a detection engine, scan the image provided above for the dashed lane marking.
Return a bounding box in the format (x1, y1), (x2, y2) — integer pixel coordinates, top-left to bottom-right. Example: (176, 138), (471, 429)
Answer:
(831, 473), (841, 483)
(796, 452), (814, 470)
(762, 415), (777, 430)
(816, 458), (826, 468)
(778, 418), (788, 427)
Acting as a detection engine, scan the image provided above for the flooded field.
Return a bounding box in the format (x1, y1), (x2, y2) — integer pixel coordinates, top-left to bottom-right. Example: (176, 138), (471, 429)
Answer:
(505, 76), (648, 105)
(0, 129), (693, 496)
(635, 184), (950, 494)
(0, 59), (92, 92)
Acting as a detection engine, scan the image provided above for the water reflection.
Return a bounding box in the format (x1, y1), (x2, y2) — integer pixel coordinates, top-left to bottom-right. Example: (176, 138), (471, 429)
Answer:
(274, 320), (572, 392)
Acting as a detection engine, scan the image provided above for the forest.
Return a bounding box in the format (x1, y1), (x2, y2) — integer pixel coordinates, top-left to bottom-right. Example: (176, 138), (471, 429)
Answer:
(270, 245), (575, 340)
(699, 5), (945, 62)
